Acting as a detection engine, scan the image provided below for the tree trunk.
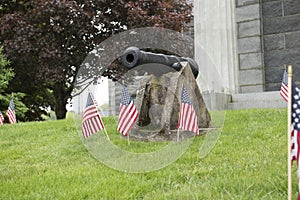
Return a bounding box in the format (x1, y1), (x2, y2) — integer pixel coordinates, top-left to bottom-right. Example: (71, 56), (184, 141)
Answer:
(53, 83), (68, 120)
(55, 97), (67, 119)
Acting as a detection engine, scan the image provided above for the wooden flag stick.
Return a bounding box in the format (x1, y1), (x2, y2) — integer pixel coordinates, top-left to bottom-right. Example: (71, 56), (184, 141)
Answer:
(101, 119), (111, 141)
(104, 131), (110, 141)
(288, 65), (293, 200)
(127, 134), (130, 145)
(103, 127), (110, 141)
(94, 99), (110, 141)
(177, 112), (180, 142)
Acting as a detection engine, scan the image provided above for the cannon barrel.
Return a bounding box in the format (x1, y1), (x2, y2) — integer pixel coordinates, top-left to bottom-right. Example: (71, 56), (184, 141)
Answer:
(121, 47), (199, 78)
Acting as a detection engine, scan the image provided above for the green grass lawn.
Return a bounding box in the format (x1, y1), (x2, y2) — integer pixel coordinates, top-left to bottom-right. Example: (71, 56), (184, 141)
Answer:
(0, 108), (295, 199)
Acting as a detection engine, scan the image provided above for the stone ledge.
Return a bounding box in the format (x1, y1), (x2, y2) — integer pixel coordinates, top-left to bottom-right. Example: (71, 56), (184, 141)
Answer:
(240, 85), (264, 93)
(228, 100), (286, 109)
(231, 91), (282, 101)
(228, 91), (286, 110)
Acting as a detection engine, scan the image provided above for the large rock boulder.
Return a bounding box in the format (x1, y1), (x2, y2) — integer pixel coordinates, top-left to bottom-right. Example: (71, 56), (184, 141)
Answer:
(130, 62), (211, 141)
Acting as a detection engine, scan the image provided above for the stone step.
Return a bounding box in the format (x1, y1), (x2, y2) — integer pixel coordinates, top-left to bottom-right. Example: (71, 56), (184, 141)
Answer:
(228, 91), (287, 110)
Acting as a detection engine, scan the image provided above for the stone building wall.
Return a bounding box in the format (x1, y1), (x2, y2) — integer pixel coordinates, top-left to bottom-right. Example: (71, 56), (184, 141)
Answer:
(235, 0), (300, 93)
(262, 0), (300, 91)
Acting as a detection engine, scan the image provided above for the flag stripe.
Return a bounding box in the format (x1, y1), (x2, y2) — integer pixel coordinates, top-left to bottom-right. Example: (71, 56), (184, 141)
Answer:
(123, 106), (139, 134)
(82, 93), (104, 139)
(118, 105), (129, 131)
(292, 130), (298, 160)
(184, 104), (192, 130)
(280, 83), (288, 102)
(6, 99), (16, 124)
(117, 86), (139, 136)
(82, 123), (88, 138)
(7, 110), (16, 123)
(297, 132), (300, 194)
(188, 106), (195, 131)
(118, 102), (138, 135)
(0, 111), (4, 125)
(280, 70), (288, 102)
(178, 86), (199, 135)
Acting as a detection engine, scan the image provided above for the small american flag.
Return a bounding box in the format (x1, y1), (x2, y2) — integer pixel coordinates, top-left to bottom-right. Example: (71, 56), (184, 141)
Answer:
(6, 99), (16, 124)
(117, 86), (138, 136)
(280, 70), (288, 102)
(291, 83), (300, 199)
(178, 85), (199, 135)
(0, 111), (4, 125)
(82, 93), (104, 139)
(291, 85), (300, 161)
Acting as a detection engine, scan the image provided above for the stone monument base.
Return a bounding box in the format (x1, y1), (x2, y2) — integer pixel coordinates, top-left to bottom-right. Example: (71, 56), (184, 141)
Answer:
(129, 62), (211, 141)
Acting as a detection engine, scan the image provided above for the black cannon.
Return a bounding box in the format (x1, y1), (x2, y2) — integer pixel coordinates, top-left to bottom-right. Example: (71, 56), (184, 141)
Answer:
(121, 47), (199, 79)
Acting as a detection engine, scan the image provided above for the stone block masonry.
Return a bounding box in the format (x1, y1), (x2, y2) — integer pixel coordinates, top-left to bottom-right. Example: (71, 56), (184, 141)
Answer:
(236, 1), (264, 93)
(263, 0), (300, 91)
(235, 0), (300, 93)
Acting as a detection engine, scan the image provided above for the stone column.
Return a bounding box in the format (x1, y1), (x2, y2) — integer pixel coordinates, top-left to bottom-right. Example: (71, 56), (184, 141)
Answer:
(194, 0), (239, 109)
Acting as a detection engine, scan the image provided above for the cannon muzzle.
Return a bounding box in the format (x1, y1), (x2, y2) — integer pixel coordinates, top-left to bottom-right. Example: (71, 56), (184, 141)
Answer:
(121, 47), (199, 78)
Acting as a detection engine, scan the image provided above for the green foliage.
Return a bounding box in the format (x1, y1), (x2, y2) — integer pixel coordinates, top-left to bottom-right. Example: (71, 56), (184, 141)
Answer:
(0, 47), (28, 121)
(0, 108), (294, 199)
(41, 111), (57, 121)
(0, 46), (13, 92)
(7, 93), (28, 120)
(0, 0), (192, 120)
